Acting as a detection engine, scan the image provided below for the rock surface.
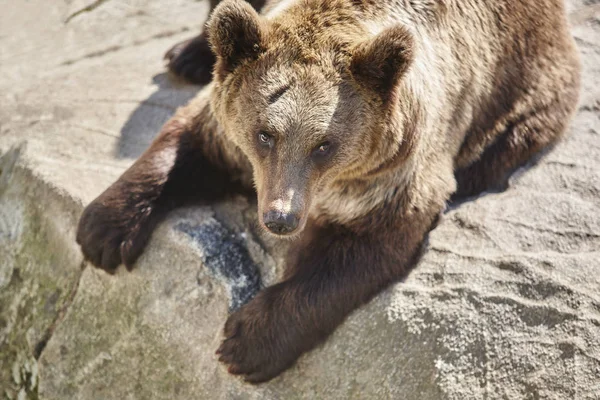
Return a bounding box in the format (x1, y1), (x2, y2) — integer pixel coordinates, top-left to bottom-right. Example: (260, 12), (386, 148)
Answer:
(1, 1), (599, 399)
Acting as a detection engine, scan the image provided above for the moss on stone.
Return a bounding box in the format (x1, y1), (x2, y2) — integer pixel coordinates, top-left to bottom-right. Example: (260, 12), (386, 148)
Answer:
(0, 171), (82, 400)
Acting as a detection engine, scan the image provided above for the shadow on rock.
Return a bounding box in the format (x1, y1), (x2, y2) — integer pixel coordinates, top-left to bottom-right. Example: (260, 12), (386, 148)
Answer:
(116, 73), (201, 159)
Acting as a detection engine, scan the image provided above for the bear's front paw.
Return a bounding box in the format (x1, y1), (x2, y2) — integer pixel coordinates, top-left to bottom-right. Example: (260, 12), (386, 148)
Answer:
(216, 292), (302, 383)
(76, 197), (154, 273)
(164, 33), (215, 85)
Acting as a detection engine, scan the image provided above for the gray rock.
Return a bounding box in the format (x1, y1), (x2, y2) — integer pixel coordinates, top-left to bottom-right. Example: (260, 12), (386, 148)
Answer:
(0, 145), (84, 399)
(176, 217), (262, 312)
(0, 0), (599, 399)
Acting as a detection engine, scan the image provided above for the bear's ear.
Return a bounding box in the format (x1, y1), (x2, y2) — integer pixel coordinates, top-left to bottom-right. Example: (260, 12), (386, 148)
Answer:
(207, 0), (266, 79)
(350, 26), (414, 102)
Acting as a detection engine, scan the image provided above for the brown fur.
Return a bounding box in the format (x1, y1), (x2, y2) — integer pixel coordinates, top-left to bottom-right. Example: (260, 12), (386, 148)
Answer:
(78, 0), (580, 383)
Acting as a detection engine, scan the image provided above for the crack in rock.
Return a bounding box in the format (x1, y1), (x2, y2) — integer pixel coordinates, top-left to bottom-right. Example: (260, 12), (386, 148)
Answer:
(60, 27), (189, 66)
(33, 262), (86, 360)
(64, 0), (111, 23)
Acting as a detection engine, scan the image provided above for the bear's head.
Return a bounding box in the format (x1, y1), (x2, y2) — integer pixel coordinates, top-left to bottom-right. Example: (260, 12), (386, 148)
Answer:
(208, 0), (415, 236)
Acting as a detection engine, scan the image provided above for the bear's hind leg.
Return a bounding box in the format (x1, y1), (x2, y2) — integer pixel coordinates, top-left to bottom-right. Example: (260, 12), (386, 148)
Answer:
(165, 32), (215, 85)
(453, 84), (579, 200)
(165, 0), (267, 85)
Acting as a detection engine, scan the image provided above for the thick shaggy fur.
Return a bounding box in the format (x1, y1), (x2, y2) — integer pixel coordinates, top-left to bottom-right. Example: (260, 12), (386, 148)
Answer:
(78, 0), (580, 383)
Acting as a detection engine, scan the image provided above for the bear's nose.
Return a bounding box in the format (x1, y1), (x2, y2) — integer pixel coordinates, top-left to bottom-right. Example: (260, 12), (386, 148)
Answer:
(263, 210), (299, 235)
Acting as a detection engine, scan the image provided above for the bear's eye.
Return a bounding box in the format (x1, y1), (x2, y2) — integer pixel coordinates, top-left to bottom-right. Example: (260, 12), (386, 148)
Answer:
(312, 141), (333, 162)
(314, 141), (331, 155)
(258, 132), (272, 146)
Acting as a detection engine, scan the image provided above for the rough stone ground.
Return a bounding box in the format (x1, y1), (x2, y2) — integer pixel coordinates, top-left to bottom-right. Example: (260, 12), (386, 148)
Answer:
(0, 1), (599, 399)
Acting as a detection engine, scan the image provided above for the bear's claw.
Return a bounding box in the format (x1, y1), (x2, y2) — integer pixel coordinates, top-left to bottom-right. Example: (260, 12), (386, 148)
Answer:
(217, 290), (300, 383)
(76, 199), (153, 272)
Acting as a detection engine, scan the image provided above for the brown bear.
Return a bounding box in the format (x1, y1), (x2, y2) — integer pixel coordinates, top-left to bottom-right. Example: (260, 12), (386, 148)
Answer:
(77, 0), (581, 383)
